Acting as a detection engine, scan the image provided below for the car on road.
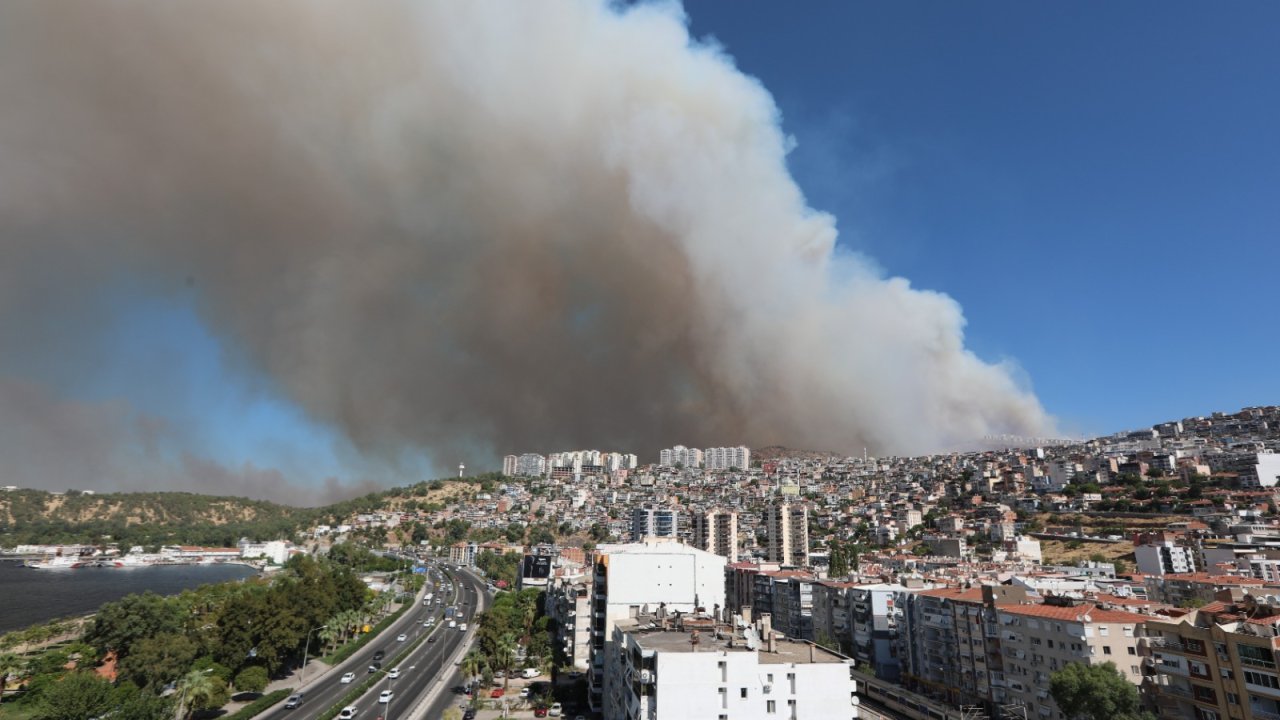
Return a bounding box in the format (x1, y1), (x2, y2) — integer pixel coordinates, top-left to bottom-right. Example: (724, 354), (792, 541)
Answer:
(387, 667), (401, 679)
(459, 623), (468, 632)
(337, 707), (358, 719)
(463, 710), (477, 720)
(396, 633), (408, 642)
(368, 662), (381, 673)
(373, 650), (385, 663)
(378, 690), (394, 703)
(549, 703), (563, 717)
(284, 693), (304, 709)
(428, 635), (438, 643)
(340, 672), (356, 684)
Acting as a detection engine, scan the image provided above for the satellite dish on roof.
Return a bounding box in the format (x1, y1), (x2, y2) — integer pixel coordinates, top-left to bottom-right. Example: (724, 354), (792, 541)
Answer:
(744, 628), (761, 651)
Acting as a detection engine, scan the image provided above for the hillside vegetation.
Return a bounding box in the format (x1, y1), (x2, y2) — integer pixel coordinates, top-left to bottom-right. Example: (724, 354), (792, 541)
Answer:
(0, 473), (512, 548)
(0, 489), (308, 548)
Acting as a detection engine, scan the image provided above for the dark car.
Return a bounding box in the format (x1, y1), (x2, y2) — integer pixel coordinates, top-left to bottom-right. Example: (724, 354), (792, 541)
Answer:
(463, 710), (477, 720)
(428, 635), (438, 643)
(368, 662), (382, 673)
(373, 650), (385, 662)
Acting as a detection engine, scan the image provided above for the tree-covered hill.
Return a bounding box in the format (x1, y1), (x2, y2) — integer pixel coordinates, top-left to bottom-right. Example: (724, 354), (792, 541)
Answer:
(0, 489), (309, 548)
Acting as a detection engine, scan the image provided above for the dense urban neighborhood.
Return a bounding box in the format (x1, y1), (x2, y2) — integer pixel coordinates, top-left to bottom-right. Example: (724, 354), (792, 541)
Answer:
(6, 404), (1280, 720)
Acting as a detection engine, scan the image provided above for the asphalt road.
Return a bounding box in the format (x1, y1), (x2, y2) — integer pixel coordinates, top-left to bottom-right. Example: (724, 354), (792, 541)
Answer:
(348, 568), (490, 720)
(259, 563), (488, 720)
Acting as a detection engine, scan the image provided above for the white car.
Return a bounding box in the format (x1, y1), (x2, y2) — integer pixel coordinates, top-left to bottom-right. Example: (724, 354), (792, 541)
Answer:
(379, 690), (394, 703)
(339, 672), (356, 684)
(337, 707), (358, 719)
(549, 703), (563, 717)
(459, 623), (468, 632)
(397, 633), (408, 642)
(387, 667), (401, 679)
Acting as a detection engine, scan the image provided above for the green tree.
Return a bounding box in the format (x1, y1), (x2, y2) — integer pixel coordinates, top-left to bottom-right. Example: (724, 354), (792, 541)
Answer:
(177, 669), (228, 718)
(1049, 662), (1153, 720)
(234, 665), (269, 694)
(32, 671), (114, 720)
(84, 592), (185, 658)
(118, 632), (198, 688)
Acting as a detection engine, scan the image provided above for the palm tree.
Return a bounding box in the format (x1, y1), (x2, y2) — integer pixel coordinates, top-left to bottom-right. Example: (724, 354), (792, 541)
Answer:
(461, 650), (486, 694)
(317, 624), (340, 654)
(177, 668), (219, 719)
(495, 634), (518, 694)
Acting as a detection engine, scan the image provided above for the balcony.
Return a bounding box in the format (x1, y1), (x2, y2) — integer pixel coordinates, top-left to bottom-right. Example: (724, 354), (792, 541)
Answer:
(1241, 655), (1278, 670)
(1252, 709), (1280, 720)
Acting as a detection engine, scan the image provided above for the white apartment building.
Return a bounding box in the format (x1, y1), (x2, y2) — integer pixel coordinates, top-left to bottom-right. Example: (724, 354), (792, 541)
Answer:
(503, 454), (518, 476)
(604, 612), (862, 720)
(766, 503), (809, 568)
(511, 453), (547, 477)
(1135, 540), (1197, 576)
(588, 539), (728, 712)
(658, 445), (705, 468)
(632, 506), (680, 541)
(1256, 452), (1280, 488)
(694, 509), (739, 563)
(704, 446), (752, 471)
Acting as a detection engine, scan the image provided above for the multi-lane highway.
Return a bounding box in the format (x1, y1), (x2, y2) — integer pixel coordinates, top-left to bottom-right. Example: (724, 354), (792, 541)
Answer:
(259, 563), (490, 720)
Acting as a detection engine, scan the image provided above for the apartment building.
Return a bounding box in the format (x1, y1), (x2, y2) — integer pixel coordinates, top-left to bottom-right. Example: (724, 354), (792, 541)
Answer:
(603, 610), (860, 720)
(995, 599), (1147, 720)
(632, 506), (680, 541)
(1145, 592), (1280, 720)
(1146, 573), (1267, 608)
(694, 509), (740, 563)
(725, 561), (781, 619)
(848, 584), (911, 683)
(704, 446), (752, 471)
(773, 574), (817, 641)
(812, 581), (858, 657)
(1136, 539), (1198, 576)
(766, 503), (810, 568)
(587, 539), (728, 712)
(546, 576), (593, 670)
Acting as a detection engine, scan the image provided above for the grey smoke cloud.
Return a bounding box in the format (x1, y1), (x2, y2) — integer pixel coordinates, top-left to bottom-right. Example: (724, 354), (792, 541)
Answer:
(0, 0), (1053, 490)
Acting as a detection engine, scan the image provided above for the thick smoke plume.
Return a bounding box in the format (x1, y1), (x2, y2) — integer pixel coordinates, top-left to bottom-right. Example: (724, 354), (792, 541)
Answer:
(0, 1), (1053, 492)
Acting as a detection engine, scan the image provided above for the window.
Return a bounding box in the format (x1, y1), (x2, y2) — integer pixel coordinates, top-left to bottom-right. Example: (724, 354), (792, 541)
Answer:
(719, 688), (727, 709)
(1131, 665), (1140, 674)
(1227, 692), (1239, 705)
(767, 700), (776, 714)
(1099, 627), (1109, 636)
(787, 672), (796, 694)
(1128, 647), (1137, 655)
(787, 699), (797, 720)
(1047, 640), (1054, 648)
(1244, 670), (1280, 689)
(719, 661), (727, 683)
(741, 688), (748, 699)
(1104, 646), (1112, 655)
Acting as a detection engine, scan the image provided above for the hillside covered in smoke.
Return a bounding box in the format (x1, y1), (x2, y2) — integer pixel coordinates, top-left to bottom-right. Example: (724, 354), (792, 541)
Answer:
(0, 1), (1053, 496)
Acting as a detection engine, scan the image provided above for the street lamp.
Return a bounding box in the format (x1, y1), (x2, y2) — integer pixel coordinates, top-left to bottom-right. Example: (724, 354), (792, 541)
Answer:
(301, 624), (328, 684)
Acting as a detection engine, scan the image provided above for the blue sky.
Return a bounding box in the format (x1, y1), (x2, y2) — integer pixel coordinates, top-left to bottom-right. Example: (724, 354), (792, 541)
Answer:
(683, 0), (1279, 437)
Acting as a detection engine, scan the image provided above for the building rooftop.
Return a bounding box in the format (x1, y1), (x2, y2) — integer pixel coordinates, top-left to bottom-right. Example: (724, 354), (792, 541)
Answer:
(616, 614), (850, 665)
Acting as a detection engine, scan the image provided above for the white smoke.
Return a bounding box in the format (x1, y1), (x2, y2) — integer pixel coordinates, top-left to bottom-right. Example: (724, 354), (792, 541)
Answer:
(0, 0), (1053, 492)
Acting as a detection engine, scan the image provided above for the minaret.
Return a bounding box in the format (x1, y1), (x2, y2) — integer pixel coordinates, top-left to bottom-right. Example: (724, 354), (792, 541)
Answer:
(458, 463), (465, 478)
